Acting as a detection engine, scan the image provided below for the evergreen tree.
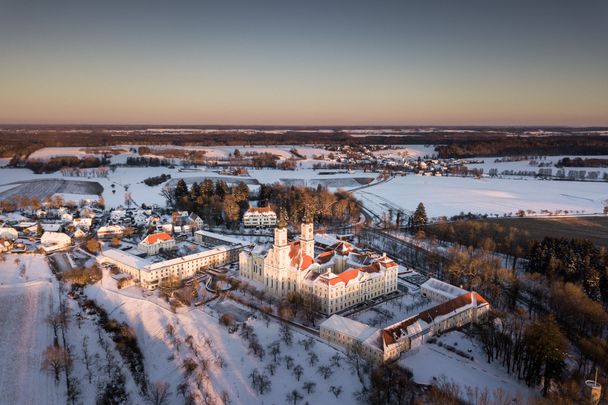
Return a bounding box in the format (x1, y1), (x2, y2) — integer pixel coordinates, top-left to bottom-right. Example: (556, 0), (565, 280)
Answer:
(174, 179), (188, 200)
(190, 182), (201, 199)
(411, 202), (428, 231)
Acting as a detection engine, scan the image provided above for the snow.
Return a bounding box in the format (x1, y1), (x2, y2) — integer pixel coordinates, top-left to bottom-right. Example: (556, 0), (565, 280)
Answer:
(356, 175), (608, 218)
(401, 331), (535, 399)
(321, 315), (378, 341)
(82, 271), (365, 404)
(0, 254), (61, 404)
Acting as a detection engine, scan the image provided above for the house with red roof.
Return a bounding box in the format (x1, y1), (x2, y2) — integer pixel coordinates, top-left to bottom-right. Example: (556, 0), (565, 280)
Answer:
(137, 232), (176, 255)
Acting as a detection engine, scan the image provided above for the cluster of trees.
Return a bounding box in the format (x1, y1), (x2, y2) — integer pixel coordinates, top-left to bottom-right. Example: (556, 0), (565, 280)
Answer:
(143, 173), (171, 186)
(25, 156), (109, 173)
(526, 237), (608, 302)
(557, 157), (608, 168)
(58, 265), (102, 285)
(436, 135), (608, 158)
(169, 178), (250, 228)
(125, 156), (173, 166)
(425, 219), (530, 268)
(258, 183), (361, 227)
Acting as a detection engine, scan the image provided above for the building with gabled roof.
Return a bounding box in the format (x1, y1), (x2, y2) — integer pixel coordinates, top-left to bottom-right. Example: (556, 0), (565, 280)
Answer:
(320, 290), (490, 363)
(239, 221), (398, 314)
(138, 232), (175, 255)
(243, 206), (277, 228)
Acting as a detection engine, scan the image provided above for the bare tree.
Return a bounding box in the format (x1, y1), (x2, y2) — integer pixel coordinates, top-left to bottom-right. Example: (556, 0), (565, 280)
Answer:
(329, 385), (343, 398)
(292, 364), (304, 381)
(286, 389), (303, 405)
(41, 344), (70, 383)
(148, 381), (171, 405)
(302, 381), (316, 394)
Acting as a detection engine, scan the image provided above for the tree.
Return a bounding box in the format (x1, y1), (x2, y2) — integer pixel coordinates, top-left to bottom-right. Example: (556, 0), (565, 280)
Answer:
(318, 365), (333, 379)
(411, 202), (428, 231)
(41, 344), (70, 383)
(302, 381), (316, 394)
(523, 316), (568, 396)
(292, 364), (304, 381)
(148, 381), (171, 405)
(86, 238), (101, 253)
(285, 389), (303, 405)
(329, 385), (343, 398)
(174, 179), (188, 200)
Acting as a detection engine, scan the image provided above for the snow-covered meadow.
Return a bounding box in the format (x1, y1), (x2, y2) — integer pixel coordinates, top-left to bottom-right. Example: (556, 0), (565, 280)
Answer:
(0, 255), (60, 404)
(356, 175), (608, 219)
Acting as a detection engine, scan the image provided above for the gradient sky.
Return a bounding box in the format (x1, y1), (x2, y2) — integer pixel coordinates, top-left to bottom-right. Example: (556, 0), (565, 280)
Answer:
(1, 0), (607, 125)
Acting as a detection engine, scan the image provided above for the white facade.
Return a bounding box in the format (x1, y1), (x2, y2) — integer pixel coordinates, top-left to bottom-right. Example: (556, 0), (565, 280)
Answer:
(137, 232), (176, 255)
(99, 244), (243, 289)
(243, 207), (277, 228)
(239, 222), (398, 315)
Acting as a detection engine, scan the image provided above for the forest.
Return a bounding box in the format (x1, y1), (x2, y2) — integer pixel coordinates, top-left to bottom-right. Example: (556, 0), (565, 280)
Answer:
(168, 180), (361, 229)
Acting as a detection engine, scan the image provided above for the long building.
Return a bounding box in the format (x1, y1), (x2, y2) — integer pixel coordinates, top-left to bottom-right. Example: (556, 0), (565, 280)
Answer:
(99, 231), (246, 289)
(239, 221), (398, 314)
(320, 291), (490, 363)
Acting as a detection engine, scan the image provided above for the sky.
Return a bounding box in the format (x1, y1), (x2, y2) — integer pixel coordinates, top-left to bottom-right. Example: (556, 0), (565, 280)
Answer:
(1, 0), (607, 126)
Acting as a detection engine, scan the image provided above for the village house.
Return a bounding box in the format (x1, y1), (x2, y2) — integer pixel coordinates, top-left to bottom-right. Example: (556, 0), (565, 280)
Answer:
(40, 232), (72, 253)
(137, 232), (176, 255)
(97, 225), (125, 239)
(0, 227), (19, 241)
(243, 206), (277, 228)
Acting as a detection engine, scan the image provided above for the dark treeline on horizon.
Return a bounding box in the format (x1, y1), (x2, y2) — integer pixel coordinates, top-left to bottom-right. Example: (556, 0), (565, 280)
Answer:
(1, 127), (608, 161)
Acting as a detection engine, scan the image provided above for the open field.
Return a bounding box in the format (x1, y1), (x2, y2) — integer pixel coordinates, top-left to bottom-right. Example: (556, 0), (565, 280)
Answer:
(356, 175), (608, 219)
(468, 216), (608, 247)
(0, 179), (103, 200)
(0, 255), (61, 404)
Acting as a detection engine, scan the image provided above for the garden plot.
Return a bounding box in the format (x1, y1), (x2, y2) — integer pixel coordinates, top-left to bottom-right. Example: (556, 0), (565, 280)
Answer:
(356, 175), (608, 219)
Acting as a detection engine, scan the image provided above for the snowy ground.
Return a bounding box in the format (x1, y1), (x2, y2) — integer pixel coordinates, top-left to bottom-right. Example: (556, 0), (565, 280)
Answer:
(401, 331), (535, 399)
(465, 155), (608, 179)
(371, 144), (437, 159)
(0, 254), (62, 404)
(356, 175), (608, 219)
(0, 166), (376, 209)
(82, 271), (365, 404)
(348, 292), (435, 329)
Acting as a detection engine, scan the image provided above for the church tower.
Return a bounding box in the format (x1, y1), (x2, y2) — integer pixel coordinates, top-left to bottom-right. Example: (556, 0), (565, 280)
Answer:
(273, 208), (289, 270)
(301, 221), (314, 258)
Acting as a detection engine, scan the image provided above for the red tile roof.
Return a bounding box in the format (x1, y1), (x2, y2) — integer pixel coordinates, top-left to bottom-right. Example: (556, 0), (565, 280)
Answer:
(328, 268), (360, 286)
(382, 292), (488, 346)
(143, 232), (173, 245)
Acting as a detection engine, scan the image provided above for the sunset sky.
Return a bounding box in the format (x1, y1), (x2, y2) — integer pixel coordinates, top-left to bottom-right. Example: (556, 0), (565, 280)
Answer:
(1, 0), (607, 125)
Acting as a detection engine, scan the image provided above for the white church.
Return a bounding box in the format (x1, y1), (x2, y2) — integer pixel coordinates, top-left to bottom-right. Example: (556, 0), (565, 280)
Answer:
(239, 219), (399, 314)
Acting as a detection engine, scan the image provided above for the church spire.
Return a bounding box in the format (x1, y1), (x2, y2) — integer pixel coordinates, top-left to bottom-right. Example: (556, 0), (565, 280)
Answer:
(277, 207), (288, 228)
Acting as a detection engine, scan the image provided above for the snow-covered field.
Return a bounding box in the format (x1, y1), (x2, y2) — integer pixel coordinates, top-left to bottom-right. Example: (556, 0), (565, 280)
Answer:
(0, 166), (377, 209)
(356, 175), (608, 218)
(0, 254), (61, 404)
(465, 155), (608, 178)
(371, 144), (437, 159)
(83, 273), (364, 404)
(401, 331), (534, 398)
